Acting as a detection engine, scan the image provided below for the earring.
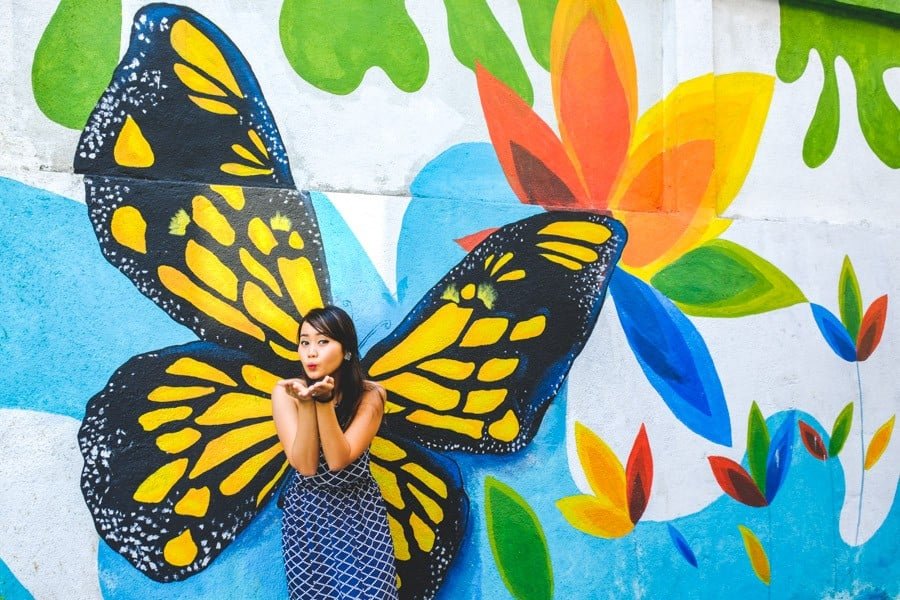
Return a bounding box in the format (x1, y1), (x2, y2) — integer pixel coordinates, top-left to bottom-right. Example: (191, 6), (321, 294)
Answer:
(344, 352), (352, 361)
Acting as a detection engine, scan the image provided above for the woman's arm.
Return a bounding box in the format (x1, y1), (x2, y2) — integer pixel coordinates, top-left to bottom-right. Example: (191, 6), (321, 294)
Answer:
(272, 379), (320, 476)
(316, 383), (385, 472)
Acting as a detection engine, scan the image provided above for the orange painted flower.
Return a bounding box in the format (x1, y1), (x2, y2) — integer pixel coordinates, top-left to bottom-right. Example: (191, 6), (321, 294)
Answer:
(476, 0), (774, 281)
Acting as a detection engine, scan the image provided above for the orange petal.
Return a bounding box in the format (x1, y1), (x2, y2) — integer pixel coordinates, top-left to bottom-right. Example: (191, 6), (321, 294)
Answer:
(553, 10), (630, 207)
(864, 415), (895, 471)
(476, 64), (587, 208)
(556, 494), (635, 539)
(574, 422), (628, 513)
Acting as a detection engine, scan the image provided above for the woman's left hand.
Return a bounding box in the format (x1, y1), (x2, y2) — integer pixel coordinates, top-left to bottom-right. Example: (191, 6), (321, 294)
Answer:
(308, 376), (335, 403)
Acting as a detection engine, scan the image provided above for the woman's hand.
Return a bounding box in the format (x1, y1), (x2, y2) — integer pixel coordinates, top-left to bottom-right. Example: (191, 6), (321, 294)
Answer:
(276, 378), (313, 405)
(307, 376), (335, 403)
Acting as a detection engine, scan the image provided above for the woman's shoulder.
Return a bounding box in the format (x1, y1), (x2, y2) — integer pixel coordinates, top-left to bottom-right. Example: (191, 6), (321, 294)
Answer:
(362, 380), (386, 402)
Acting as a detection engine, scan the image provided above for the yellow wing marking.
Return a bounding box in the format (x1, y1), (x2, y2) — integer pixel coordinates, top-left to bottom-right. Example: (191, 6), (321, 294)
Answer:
(370, 437), (407, 461)
(369, 304), (473, 377)
(269, 341), (298, 361)
(247, 129), (269, 158)
(288, 231), (304, 250)
(407, 483), (444, 522)
(488, 410), (520, 442)
(220, 163), (274, 177)
(463, 389), (508, 414)
(497, 269), (525, 282)
(461, 283), (476, 300)
(460, 317), (508, 347)
(239, 248), (283, 297)
(133, 458), (189, 503)
(194, 392), (272, 426)
(192, 195), (235, 246)
(114, 115), (155, 168)
(510, 315), (546, 341)
(231, 143), (264, 166)
(540, 253), (582, 271)
(484, 254), (495, 270)
(209, 185), (245, 210)
(156, 428), (202, 454)
(111, 206), (148, 253)
(384, 401), (406, 414)
(170, 20), (243, 98)
(166, 357), (237, 386)
(257, 460), (290, 506)
(139, 406), (193, 432)
(248, 218), (277, 255)
(536, 240), (598, 263)
(188, 96), (237, 115)
(538, 221), (611, 244)
(477, 358), (519, 382)
(409, 513), (436, 552)
(279, 257), (325, 316)
(243, 281), (299, 343)
(477, 284), (497, 309)
(158, 265), (265, 341)
(220, 441), (283, 496)
(163, 529), (198, 567)
(174, 486), (211, 517)
(441, 284), (460, 303)
(490, 252), (514, 276)
(242, 365), (281, 395)
(380, 373), (460, 411)
(371, 462), (405, 509)
(173, 63), (226, 96)
(406, 411), (482, 439)
(402, 463), (448, 498)
(417, 358), (475, 380)
(148, 385), (215, 402)
(189, 420), (276, 478)
(186, 240), (239, 301)
(387, 515), (411, 561)
(169, 209), (191, 235)
(270, 213), (291, 232)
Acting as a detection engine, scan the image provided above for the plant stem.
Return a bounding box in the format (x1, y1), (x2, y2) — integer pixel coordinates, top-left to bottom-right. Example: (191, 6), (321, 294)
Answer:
(854, 361), (865, 546)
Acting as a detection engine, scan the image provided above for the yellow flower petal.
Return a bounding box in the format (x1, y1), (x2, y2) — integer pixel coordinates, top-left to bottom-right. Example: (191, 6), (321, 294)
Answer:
(574, 422), (628, 513)
(738, 525), (771, 585)
(556, 494), (634, 539)
(865, 415), (895, 470)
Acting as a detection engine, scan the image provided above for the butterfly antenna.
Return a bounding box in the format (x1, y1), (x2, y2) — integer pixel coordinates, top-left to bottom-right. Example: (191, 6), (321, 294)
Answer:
(360, 320), (392, 349)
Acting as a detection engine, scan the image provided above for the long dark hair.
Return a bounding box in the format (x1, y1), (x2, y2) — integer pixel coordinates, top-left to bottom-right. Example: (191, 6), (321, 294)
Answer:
(297, 305), (366, 428)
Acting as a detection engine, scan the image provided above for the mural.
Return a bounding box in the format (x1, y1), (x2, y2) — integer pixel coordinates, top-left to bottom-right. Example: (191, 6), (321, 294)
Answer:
(2, 0), (898, 598)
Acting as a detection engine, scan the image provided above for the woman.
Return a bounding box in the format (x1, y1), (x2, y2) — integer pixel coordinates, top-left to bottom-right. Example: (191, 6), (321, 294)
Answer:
(272, 305), (398, 600)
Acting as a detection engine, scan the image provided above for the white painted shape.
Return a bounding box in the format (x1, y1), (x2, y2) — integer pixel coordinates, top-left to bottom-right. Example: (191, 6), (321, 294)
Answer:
(885, 67), (900, 108)
(0, 409), (100, 600)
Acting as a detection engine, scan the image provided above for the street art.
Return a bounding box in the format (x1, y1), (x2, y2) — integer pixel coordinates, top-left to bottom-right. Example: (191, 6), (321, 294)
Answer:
(2, 0), (898, 598)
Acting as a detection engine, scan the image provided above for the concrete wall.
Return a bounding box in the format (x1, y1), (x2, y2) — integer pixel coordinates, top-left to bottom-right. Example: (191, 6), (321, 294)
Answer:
(1, 0), (897, 598)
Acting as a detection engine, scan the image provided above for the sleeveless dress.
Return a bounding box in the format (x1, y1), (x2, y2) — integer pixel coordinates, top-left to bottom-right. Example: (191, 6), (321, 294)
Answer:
(281, 449), (399, 600)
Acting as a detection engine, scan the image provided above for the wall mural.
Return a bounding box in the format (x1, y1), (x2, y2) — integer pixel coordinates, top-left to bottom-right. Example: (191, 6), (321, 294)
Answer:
(2, 0), (898, 598)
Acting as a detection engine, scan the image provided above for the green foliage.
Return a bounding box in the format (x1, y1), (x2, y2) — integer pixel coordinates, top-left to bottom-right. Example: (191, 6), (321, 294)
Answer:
(32, 0), (121, 129)
(485, 476), (553, 600)
(516, 0), (558, 70)
(279, 0), (429, 94)
(838, 256), (863, 339)
(776, 0), (900, 167)
(650, 240), (807, 318)
(829, 402), (854, 457)
(747, 402), (771, 495)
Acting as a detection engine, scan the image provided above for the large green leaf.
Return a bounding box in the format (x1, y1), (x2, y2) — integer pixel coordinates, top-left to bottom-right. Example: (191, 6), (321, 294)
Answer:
(516, 0), (558, 70)
(747, 402), (770, 496)
(838, 255), (863, 340)
(485, 477), (553, 600)
(829, 402), (854, 457)
(32, 0), (121, 129)
(650, 240), (807, 318)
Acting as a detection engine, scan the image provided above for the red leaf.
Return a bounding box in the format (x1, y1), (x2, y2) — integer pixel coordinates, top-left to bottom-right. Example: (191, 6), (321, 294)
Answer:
(708, 456), (768, 507)
(455, 227), (498, 252)
(856, 295), (888, 361)
(798, 420), (828, 461)
(625, 424), (653, 523)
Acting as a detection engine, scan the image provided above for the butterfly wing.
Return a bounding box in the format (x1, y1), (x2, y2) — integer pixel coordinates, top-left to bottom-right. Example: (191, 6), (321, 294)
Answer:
(363, 210), (627, 453)
(79, 341), (291, 581)
(368, 434), (468, 600)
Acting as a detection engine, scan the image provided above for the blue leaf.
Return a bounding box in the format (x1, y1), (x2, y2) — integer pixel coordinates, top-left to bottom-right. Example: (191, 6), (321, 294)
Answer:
(810, 304), (856, 362)
(764, 412), (796, 502)
(611, 268), (732, 446)
(667, 524), (698, 568)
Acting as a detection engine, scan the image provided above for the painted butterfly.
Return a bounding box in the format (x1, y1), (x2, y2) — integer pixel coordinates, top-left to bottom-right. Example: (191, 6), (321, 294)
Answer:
(74, 4), (626, 598)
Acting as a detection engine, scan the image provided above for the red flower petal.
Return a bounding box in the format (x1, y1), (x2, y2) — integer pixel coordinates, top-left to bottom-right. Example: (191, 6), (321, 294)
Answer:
(798, 420), (827, 461)
(856, 295), (888, 361)
(625, 424), (652, 523)
(708, 456), (767, 507)
(455, 227), (498, 252)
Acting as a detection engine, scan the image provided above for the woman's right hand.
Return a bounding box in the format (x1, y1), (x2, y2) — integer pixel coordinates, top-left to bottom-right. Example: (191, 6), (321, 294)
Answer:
(276, 378), (313, 404)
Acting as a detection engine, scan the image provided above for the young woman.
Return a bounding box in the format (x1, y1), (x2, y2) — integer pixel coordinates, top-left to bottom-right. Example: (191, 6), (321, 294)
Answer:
(272, 305), (398, 599)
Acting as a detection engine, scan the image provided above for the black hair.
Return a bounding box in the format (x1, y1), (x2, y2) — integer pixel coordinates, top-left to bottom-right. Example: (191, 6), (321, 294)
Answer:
(297, 305), (366, 428)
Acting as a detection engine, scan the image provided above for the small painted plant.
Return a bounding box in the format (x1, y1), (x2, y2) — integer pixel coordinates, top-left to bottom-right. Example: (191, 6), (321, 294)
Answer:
(556, 422), (652, 538)
(738, 525), (771, 585)
(798, 402), (853, 461)
(708, 403), (795, 507)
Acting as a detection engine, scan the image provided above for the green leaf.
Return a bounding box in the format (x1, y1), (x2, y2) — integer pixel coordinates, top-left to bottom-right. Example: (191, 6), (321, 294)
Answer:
(650, 240), (807, 318)
(829, 402), (854, 457)
(838, 255), (863, 340)
(747, 402), (770, 496)
(485, 477), (553, 600)
(516, 0), (558, 70)
(279, 0), (429, 94)
(444, 0), (534, 105)
(32, 0), (121, 129)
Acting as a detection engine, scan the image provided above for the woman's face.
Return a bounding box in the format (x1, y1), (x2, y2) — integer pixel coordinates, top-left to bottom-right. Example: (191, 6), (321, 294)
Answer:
(298, 321), (344, 381)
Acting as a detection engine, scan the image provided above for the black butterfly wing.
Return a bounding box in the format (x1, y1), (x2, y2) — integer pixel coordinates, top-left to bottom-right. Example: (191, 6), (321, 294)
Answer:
(363, 210), (627, 453)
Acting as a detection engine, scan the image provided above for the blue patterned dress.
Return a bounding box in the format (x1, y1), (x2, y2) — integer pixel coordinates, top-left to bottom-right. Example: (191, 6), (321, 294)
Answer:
(281, 450), (399, 599)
